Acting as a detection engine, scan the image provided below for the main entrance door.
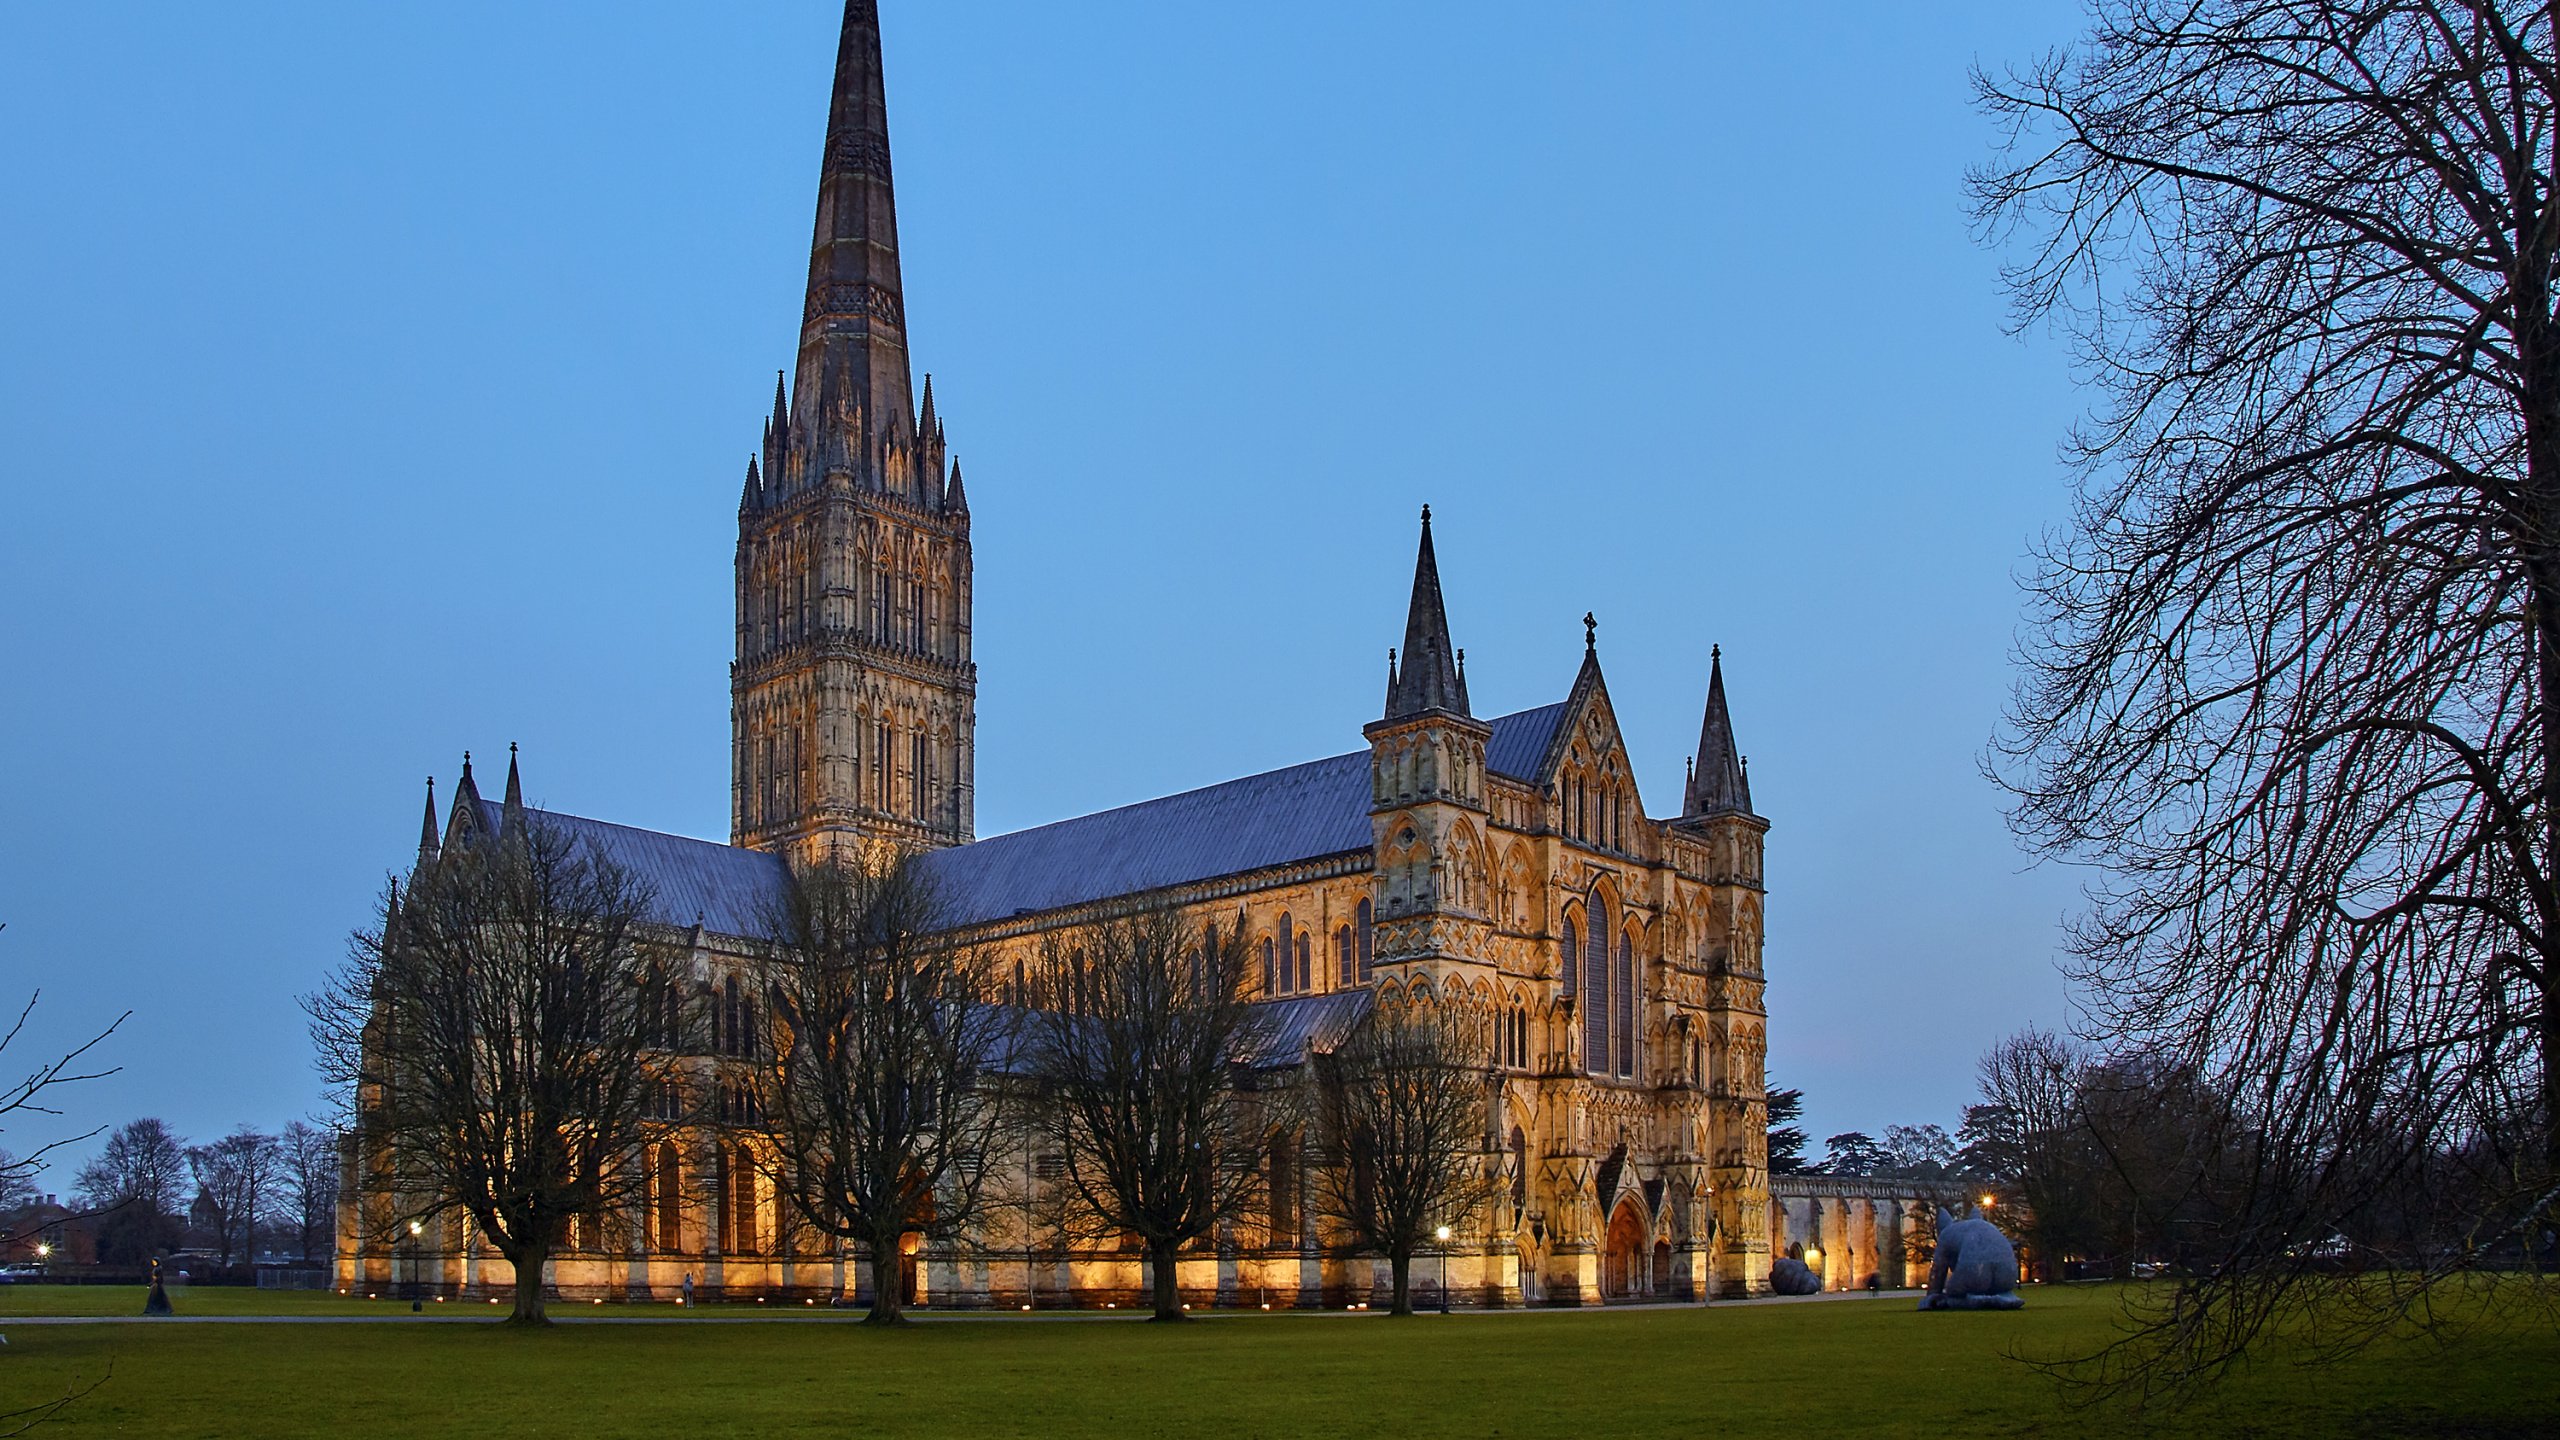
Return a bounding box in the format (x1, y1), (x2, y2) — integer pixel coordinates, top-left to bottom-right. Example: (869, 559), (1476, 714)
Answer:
(1604, 1201), (1649, 1298)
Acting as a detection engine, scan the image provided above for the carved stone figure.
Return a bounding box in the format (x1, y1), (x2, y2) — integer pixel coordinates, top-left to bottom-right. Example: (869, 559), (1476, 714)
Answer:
(1919, 1207), (2024, 1311)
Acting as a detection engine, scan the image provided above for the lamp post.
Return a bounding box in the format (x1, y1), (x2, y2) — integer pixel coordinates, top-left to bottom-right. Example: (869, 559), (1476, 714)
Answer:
(1435, 1225), (1451, 1314)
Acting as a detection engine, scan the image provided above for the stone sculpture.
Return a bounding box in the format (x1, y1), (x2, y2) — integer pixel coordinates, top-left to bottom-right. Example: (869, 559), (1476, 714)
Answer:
(1768, 1256), (1822, 1295)
(1919, 1207), (2024, 1310)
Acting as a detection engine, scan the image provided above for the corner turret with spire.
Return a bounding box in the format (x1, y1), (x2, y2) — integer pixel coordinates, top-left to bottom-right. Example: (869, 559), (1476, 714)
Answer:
(1363, 508), (1496, 981)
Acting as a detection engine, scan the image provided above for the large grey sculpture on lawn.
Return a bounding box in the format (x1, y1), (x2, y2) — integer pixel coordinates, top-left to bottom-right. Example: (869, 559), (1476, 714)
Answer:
(1919, 1208), (2024, 1310)
(1768, 1256), (1822, 1295)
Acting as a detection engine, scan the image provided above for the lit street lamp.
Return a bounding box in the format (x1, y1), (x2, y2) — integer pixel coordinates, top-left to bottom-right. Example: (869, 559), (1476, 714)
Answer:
(1436, 1225), (1451, 1314)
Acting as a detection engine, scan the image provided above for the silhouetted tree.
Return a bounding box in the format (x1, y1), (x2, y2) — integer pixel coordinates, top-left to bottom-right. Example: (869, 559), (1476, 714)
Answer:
(1765, 1086), (1812, 1175)
(307, 814), (667, 1325)
(0, 923), (124, 1220)
(1311, 997), (1503, 1315)
(185, 1127), (281, 1268)
(74, 1118), (186, 1263)
(1027, 906), (1287, 1321)
(1883, 1124), (1956, 1179)
(749, 851), (1015, 1325)
(1820, 1132), (1891, 1176)
(1976, 0), (2560, 1395)
(276, 1121), (338, 1265)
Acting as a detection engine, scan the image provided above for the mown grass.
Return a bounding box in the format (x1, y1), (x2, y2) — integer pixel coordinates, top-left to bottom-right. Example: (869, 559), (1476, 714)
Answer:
(1, 1283), (2551, 1438)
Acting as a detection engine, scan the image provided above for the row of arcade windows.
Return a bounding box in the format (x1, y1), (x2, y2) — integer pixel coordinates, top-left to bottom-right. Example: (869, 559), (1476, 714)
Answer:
(1263, 900), (1378, 997)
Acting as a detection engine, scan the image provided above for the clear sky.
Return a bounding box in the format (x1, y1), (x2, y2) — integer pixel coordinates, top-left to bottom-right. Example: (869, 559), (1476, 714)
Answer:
(0, 0), (2097, 1181)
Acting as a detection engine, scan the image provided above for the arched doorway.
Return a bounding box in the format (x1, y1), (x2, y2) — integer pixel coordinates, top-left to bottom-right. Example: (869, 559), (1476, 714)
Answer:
(1603, 1200), (1648, 1299)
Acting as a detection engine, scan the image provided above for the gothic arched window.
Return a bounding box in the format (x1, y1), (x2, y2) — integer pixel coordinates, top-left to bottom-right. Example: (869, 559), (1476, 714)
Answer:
(1584, 898), (1613, 1074)
(654, 1141), (681, 1253)
(1296, 930), (1312, 993)
(1356, 899), (1375, 982)
(1260, 937), (1276, 996)
(1274, 913), (1294, 995)
(1561, 914), (1581, 999)
(1617, 925), (1637, 1077)
(729, 1145), (758, 1256)
(1268, 1129), (1298, 1248)
(1336, 925), (1354, 987)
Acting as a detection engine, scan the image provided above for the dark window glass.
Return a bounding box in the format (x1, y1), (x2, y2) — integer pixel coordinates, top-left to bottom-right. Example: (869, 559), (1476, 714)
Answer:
(1585, 902), (1612, 1074)
(1617, 930), (1636, 1077)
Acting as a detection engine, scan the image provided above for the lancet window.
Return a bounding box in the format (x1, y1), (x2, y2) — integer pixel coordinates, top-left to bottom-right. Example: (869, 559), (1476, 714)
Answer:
(1584, 897), (1613, 1074)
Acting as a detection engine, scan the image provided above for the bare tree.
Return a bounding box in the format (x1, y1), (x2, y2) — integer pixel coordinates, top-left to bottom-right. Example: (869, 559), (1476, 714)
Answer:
(74, 1118), (187, 1263)
(276, 1120), (337, 1265)
(1310, 997), (1502, 1315)
(1975, 0), (2560, 1395)
(305, 814), (666, 1325)
(749, 852), (1014, 1325)
(0, 924), (124, 1216)
(1027, 906), (1285, 1321)
(185, 1127), (281, 1268)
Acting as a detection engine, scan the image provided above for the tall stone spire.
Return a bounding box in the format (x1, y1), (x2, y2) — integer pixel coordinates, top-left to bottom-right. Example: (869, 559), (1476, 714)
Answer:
(1684, 646), (1753, 817)
(785, 0), (914, 491)
(1386, 506), (1469, 719)
(733, 0), (977, 859)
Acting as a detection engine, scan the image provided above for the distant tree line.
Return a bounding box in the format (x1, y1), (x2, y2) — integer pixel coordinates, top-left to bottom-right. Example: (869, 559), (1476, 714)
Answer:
(9, 1116), (340, 1270)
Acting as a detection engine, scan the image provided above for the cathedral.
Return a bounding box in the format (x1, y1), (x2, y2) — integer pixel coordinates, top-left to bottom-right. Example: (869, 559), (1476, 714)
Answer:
(340, 0), (1794, 1305)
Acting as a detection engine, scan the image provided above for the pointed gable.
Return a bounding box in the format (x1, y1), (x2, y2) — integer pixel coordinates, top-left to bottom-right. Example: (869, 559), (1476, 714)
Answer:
(1526, 645), (1636, 797)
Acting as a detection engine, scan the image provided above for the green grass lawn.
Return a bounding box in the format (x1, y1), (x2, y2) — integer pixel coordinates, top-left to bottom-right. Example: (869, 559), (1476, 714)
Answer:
(1, 1284), (2551, 1438)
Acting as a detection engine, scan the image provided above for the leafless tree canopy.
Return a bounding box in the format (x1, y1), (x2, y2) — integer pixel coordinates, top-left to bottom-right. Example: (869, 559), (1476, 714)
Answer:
(72, 1117), (188, 1264)
(276, 1120), (338, 1266)
(0, 924), (124, 1213)
(1311, 997), (1502, 1315)
(751, 851), (1013, 1324)
(1026, 907), (1288, 1321)
(305, 815), (666, 1325)
(1974, 0), (2560, 1395)
(185, 1126), (282, 1269)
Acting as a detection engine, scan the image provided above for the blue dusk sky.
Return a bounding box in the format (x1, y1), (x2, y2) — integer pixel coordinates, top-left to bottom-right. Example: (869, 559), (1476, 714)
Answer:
(0, 0), (2096, 1175)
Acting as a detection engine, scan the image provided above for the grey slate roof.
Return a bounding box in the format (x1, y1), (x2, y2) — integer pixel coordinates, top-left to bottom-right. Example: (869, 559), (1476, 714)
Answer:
(915, 705), (1568, 928)
(458, 793), (790, 937)
(1239, 989), (1375, 1067)
(455, 704), (1565, 940)
(1484, 702), (1567, 783)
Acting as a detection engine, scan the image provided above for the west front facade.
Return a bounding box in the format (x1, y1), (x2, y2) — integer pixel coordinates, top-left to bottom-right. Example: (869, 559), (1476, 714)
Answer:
(338, 0), (1784, 1307)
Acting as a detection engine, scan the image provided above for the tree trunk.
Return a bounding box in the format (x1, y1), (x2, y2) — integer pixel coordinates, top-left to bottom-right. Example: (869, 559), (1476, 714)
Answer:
(865, 1235), (907, 1326)
(1148, 1238), (1184, 1321)
(1389, 1248), (1413, 1316)
(502, 1240), (549, 1326)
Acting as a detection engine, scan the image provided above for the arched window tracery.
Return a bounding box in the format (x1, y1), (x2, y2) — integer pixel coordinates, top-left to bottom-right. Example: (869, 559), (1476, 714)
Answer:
(1617, 924), (1638, 1078)
(1584, 895), (1613, 1075)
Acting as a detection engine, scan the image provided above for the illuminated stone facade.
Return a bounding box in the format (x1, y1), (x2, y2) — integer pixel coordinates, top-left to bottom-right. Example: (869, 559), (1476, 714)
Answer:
(339, 0), (1786, 1306)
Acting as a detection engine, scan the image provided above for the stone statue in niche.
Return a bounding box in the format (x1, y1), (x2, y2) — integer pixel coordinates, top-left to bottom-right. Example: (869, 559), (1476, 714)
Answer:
(1919, 1207), (2025, 1310)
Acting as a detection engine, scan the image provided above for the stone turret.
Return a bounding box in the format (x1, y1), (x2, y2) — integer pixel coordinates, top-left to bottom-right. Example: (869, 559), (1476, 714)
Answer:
(1667, 646), (1773, 1299)
(1364, 508), (1495, 976)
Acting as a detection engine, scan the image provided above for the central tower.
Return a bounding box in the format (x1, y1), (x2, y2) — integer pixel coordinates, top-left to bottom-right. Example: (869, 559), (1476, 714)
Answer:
(733, 0), (975, 858)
